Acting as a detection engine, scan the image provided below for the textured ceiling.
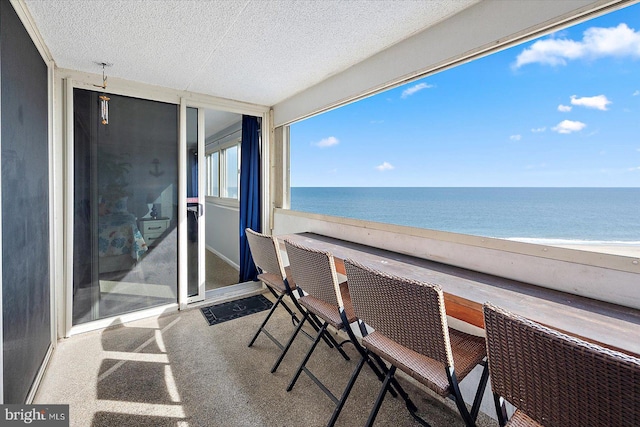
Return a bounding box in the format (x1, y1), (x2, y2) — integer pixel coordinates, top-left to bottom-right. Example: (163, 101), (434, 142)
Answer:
(24, 0), (478, 107)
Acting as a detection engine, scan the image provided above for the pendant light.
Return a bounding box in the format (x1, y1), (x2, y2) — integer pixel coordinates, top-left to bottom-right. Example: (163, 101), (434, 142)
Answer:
(95, 62), (112, 125)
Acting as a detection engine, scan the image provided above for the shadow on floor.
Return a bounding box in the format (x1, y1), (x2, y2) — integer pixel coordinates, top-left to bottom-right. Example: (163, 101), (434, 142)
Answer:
(36, 293), (498, 427)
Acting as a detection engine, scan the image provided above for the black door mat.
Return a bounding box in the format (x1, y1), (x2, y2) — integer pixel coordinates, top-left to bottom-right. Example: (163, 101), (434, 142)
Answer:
(200, 294), (273, 326)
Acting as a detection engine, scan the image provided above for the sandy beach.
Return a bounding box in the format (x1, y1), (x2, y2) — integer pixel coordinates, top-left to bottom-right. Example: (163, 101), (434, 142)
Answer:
(551, 243), (640, 258)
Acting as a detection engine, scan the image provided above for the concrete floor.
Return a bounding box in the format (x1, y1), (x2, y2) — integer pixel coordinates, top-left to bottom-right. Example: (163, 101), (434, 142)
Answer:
(35, 292), (498, 427)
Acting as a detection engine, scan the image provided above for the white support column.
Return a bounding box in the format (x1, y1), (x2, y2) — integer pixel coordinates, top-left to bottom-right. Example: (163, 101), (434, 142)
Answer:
(63, 78), (74, 337)
(262, 110), (272, 233)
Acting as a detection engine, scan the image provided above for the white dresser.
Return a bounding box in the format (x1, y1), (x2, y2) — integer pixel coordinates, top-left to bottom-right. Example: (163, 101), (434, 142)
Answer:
(139, 218), (170, 246)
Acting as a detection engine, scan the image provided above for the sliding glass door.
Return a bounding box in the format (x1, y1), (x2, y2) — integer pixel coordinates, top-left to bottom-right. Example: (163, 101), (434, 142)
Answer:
(72, 89), (179, 324)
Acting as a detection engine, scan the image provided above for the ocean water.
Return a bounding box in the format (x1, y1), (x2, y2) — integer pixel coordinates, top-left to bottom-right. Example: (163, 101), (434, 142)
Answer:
(290, 187), (640, 244)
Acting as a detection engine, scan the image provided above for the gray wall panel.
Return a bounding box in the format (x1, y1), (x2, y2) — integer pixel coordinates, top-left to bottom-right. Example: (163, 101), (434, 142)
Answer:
(0, 0), (51, 403)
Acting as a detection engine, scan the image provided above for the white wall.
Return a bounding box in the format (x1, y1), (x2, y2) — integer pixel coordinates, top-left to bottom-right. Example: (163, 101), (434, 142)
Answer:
(204, 118), (242, 269)
(205, 200), (239, 268)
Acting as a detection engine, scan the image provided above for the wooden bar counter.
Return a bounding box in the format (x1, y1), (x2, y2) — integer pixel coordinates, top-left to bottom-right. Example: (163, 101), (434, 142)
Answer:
(281, 232), (640, 357)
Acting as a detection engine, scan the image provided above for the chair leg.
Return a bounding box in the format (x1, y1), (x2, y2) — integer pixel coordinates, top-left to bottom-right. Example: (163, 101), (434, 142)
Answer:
(326, 354), (367, 427)
(365, 365), (395, 427)
(470, 361), (490, 421)
(269, 287), (299, 325)
(493, 393), (508, 427)
(287, 321), (328, 391)
(365, 350), (409, 401)
(358, 319), (368, 337)
(339, 311), (398, 399)
(271, 311), (309, 373)
(286, 314), (368, 427)
(309, 312), (349, 361)
(370, 362), (430, 427)
(321, 326), (347, 355)
(289, 293), (335, 349)
(446, 367), (476, 427)
(249, 287), (335, 373)
(248, 292), (286, 347)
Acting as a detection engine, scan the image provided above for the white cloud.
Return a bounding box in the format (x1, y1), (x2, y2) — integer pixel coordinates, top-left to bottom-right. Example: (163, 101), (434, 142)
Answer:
(313, 136), (339, 148)
(401, 83), (433, 98)
(552, 120), (587, 134)
(531, 127), (546, 133)
(375, 162), (394, 171)
(628, 166), (640, 171)
(558, 104), (572, 112)
(634, 90), (640, 96)
(510, 134), (522, 141)
(515, 39), (583, 68)
(570, 94), (611, 111)
(514, 23), (640, 68)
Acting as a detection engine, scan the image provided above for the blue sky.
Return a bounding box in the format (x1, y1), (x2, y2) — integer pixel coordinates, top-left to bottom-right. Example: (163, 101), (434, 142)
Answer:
(290, 4), (640, 187)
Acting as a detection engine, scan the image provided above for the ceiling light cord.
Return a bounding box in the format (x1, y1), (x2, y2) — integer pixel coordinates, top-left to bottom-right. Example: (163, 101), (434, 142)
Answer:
(100, 62), (107, 89)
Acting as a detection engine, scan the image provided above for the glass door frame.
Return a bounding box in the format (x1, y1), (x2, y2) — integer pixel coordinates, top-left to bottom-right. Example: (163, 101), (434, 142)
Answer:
(178, 98), (271, 308)
(180, 101), (206, 304)
(62, 75), (270, 336)
(64, 79), (183, 336)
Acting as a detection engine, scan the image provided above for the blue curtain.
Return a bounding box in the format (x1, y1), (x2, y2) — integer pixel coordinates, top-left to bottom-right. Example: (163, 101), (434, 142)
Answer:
(239, 115), (261, 282)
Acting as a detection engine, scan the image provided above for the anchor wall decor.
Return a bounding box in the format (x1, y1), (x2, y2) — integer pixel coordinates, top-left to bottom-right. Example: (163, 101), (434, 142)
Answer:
(149, 158), (165, 177)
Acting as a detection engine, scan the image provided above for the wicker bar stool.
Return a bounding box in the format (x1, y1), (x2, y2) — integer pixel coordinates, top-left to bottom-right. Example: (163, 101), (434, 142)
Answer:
(483, 303), (640, 427)
(245, 228), (340, 373)
(344, 258), (490, 427)
(282, 239), (396, 427)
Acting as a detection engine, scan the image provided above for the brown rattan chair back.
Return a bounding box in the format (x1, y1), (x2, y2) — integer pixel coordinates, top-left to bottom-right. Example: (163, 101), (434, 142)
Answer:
(344, 258), (454, 368)
(484, 303), (640, 427)
(284, 239), (342, 309)
(245, 228), (286, 280)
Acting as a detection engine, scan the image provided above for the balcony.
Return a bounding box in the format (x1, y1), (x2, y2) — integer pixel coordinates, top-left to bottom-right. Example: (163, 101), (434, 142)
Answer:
(35, 292), (498, 426)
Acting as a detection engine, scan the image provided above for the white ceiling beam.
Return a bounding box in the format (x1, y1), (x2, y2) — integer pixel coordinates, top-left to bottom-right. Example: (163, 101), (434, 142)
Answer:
(273, 0), (632, 127)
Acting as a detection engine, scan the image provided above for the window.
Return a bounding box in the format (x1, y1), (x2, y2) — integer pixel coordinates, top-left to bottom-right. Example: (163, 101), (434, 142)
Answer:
(207, 151), (219, 197)
(223, 145), (239, 199)
(288, 4), (640, 258)
(206, 141), (240, 200)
